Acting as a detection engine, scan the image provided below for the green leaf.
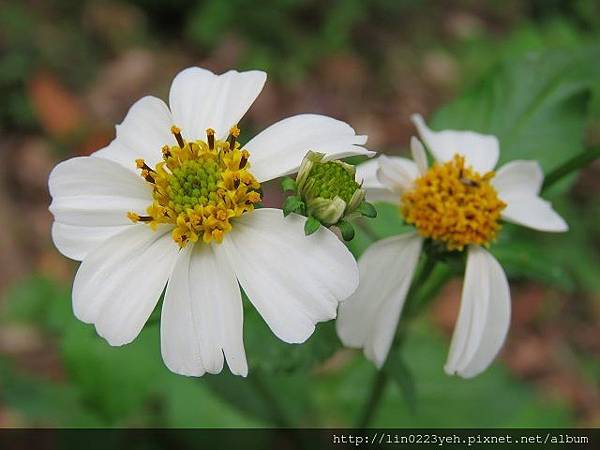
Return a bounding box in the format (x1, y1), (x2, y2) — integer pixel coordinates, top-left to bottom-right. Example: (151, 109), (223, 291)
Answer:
(383, 350), (417, 414)
(281, 176), (297, 192)
(358, 201), (377, 218)
(337, 220), (355, 241)
(304, 216), (321, 235)
(282, 195), (304, 217)
(432, 46), (600, 189)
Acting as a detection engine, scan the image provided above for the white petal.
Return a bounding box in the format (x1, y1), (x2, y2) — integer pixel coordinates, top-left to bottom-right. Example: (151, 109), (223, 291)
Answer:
(445, 246), (510, 378)
(336, 233), (423, 368)
(355, 158), (399, 204)
(221, 208), (359, 343)
(49, 156), (151, 260)
(73, 225), (178, 346)
(376, 154), (419, 195)
(245, 114), (373, 182)
(160, 245), (205, 377)
(411, 114), (499, 173)
(169, 67), (266, 141)
(161, 243), (248, 377)
(500, 197), (568, 232)
(493, 160), (543, 197)
(410, 136), (428, 175)
(189, 244), (248, 376)
(94, 96), (175, 171)
(492, 160), (569, 232)
(51, 222), (130, 261)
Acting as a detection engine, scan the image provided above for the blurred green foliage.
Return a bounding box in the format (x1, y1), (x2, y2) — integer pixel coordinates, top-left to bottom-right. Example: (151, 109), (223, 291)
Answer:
(0, 275), (573, 427)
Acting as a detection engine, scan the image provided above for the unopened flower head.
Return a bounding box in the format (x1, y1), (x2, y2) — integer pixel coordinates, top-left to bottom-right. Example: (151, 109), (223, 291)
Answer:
(283, 151), (375, 239)
(49, 66), (373, 378)
(337, 114), (568, 379)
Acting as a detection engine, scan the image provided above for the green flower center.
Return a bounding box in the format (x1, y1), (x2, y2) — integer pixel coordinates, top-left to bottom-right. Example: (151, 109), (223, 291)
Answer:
(305, 161), (359, 202)
(168, 158), (221, 214)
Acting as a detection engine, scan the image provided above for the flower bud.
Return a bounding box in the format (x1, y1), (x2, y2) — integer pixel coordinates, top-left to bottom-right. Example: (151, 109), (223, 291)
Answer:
(282, 151), (375, 239)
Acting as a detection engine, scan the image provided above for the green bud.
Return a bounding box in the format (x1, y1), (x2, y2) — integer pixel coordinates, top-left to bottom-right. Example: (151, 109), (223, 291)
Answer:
(281, 150), (375, 240)
(295, 151), (365, 227)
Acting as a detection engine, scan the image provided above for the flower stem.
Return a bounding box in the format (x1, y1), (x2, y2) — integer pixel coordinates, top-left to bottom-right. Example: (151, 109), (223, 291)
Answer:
(542, 146), (600, 193)
(357, 369), (389, 428)
(249, 369), (294, 428)
(356, 254), (438, 428)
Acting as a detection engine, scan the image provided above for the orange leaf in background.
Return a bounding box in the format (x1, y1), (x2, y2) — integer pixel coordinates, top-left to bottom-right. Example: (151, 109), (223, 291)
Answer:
(28, 71), (86, 138)
(79, 128), (112, 156)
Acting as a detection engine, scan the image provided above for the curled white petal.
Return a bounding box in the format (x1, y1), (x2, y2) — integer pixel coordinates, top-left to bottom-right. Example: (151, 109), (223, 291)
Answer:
(355, 158), (400, 204)
(245, 114), (373, 182)
(410, 136), (428, 175)
(411, 114), (499, 173)
(336, 233), (423, 368)
(445, 246), (510, 378)
(376, 154), (419, 195)
(493, 160), (568, 232)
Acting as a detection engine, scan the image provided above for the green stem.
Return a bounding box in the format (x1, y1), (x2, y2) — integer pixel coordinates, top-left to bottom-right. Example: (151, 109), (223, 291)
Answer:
(542, 146), (600, 193)
(249, 369), (294, 428)
(357, 369), (389, 428)
(356, 254), (438, 428)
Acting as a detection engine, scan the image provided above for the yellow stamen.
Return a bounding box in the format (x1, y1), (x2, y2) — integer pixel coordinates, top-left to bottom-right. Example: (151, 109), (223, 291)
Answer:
(127, 212), (152, 222)
(171, 125), (185, 148)
(136, 159), (155, 173)
(129, 125), (262, 248)
(206, 128), (215, 150)
(239, 150), (249, 169)
(141, 169), (155, 184)
(401, 154), (506, 251)
(227, 125), (240, 150)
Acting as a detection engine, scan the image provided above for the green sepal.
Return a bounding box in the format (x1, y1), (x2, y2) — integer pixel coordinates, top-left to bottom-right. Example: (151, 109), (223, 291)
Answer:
(304, 216), (321, 235)
(337, 220), (355, 241)
(358, 201), (377, 218)
(283, 196), (304, 217)
(281, 177), (297, 193)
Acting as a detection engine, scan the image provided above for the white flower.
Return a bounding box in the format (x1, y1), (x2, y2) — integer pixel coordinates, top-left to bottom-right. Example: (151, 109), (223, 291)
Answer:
(49, 67), (373, 377)
(336, 114), (567, 378)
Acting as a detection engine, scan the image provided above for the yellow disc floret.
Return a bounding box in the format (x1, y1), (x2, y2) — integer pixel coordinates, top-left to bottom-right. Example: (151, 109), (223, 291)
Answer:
(128, 126), (261, 247)
(401, 154), (506, 251)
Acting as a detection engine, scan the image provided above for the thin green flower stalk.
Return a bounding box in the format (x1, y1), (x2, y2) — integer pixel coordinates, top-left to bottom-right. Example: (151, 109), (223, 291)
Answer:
(281, 151), (377, 240)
